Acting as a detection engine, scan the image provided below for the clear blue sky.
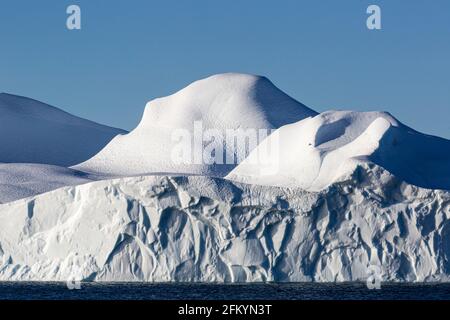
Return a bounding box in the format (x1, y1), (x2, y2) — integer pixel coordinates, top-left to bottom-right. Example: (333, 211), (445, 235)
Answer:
(0, 0), (449, 138)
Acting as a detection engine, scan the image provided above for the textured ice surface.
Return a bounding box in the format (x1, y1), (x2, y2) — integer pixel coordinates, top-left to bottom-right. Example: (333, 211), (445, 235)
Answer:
(0, 164), (449, 282)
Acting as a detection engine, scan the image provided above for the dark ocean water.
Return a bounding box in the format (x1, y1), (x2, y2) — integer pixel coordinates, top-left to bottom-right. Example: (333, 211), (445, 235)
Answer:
(1, 282), (450, 300)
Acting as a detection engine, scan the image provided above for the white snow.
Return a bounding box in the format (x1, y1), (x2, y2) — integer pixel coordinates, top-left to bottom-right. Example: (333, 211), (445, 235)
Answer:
(0, 93), (126, 166)
(74, 73), (317, 176)
(226, 110), (450, 191)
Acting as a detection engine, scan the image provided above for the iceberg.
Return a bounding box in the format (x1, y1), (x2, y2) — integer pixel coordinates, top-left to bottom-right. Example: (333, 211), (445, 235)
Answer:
(0, 170), (449, 281)
(1, 73), (449, 282)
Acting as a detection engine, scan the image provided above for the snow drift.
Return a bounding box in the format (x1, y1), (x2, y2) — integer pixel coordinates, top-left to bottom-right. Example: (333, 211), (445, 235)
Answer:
(0, 169), (449, 282)
(226, 111), (450, 191)
(74, 73), (317, 176)
(0, 93), (126, 166)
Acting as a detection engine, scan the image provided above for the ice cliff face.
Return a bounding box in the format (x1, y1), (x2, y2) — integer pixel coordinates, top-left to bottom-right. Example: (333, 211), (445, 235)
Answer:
(1, 164), (449, 282)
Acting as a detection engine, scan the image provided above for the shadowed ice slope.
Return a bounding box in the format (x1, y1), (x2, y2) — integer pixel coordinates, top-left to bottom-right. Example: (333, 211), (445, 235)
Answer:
(0, 93), (127, 166)
(226, 111), (450, 191)
(0, 163), (102, 204)
(74, 73), (317, 176)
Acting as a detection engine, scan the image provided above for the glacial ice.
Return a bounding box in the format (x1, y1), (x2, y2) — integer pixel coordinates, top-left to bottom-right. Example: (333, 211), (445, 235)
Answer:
(0, 164), (449, 282)
(1, 73), (450, 283)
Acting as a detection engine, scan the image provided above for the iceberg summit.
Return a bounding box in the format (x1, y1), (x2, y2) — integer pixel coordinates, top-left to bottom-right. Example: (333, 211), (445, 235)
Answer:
(0, 73), (449, 282)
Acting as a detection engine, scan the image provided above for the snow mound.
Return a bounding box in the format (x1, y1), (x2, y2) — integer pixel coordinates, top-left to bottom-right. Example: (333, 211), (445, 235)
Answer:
(226, 110), (450, 191)
(0, 172), (449, 282)
(0, 93), (126, 166)
(74, 73), (317, 176)
(0, 163), (100, 203)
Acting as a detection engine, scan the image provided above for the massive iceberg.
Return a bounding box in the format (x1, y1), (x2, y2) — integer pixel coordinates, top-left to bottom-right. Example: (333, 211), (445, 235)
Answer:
(0, 169), (449, 281)
(0, 73), (449, 282)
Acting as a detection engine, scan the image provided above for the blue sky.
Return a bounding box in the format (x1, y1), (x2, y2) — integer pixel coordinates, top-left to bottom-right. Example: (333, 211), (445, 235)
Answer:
(0, 0), (449, 138)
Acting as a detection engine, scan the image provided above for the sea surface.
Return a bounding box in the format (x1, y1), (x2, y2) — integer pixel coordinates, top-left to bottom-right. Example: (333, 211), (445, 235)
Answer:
(0, 282), (450, 300)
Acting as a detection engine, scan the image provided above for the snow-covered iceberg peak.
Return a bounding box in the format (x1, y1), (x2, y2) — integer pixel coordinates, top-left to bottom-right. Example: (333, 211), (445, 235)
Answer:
(74, 73), (317, 176)
(226, 110), (450, 191)
(139, 73), (317, 130)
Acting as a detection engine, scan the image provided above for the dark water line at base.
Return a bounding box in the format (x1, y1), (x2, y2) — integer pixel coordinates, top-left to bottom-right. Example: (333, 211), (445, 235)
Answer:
(1, 282), (450, 300)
